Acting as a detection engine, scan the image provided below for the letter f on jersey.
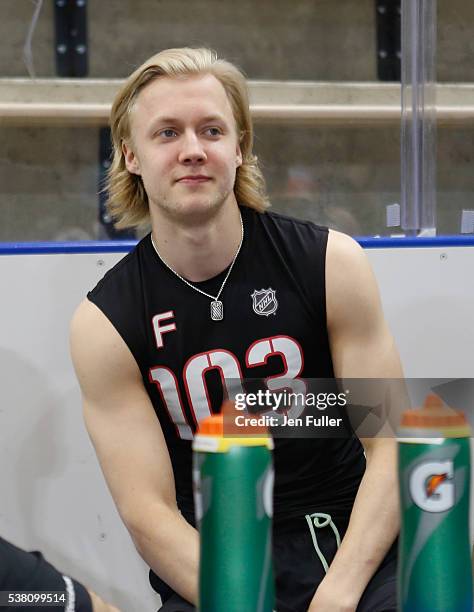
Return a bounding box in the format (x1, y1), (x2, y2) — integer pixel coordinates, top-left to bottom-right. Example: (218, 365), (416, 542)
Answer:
(152, 311), (177, 349)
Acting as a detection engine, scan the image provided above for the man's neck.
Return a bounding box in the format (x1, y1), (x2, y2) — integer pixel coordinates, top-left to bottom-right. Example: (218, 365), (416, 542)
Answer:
(150, 201), (242, 282)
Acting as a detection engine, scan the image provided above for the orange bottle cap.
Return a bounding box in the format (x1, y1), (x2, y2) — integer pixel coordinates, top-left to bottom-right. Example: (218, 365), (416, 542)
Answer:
(197, 414), (224, 437)
(400, 393), (469, 428)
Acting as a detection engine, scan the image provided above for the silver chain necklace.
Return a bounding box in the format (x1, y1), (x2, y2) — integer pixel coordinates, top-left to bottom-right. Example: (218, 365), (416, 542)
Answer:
(150, 212), (244, 321)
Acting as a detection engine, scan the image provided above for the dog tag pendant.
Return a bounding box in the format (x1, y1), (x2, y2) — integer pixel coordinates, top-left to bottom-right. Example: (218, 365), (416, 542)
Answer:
(210, 300), (224, 321)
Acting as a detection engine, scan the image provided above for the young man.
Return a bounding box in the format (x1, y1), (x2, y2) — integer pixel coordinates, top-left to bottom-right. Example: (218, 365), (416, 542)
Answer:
(71, 48), (402, 611)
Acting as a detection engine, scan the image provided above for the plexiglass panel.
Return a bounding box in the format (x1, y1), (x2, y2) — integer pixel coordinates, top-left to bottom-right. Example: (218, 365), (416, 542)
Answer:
(0, 122), (403, 241)
(0, 127), (99, 242)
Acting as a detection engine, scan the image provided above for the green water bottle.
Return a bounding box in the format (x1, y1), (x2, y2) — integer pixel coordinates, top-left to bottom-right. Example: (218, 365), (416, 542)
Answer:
(397, 393), (472, 612)
(192, 409), (275, 612)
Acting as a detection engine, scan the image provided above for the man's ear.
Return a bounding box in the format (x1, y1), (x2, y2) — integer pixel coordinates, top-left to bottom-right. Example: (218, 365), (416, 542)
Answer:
(122, 140), (141, 175)
(236, 144), (243, 168)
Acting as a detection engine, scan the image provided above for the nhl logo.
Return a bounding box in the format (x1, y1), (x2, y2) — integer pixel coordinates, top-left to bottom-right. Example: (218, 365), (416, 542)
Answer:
(251, 288), (278, 316)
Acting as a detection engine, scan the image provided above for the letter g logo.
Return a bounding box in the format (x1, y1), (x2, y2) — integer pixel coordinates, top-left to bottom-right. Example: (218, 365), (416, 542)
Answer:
(409, 460), (454, 513)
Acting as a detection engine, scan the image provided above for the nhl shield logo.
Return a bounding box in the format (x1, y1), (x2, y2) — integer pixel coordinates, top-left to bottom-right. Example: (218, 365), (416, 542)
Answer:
(251, 288), (278, 316)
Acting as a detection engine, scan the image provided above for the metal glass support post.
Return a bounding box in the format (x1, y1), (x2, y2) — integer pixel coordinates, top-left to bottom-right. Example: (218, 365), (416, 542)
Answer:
(400, 0), (437, 235)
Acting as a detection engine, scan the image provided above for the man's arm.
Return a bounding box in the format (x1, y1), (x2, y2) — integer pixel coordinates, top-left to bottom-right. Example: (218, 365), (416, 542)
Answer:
(309, 230), (403, 611)
(70, 300), (199, 605)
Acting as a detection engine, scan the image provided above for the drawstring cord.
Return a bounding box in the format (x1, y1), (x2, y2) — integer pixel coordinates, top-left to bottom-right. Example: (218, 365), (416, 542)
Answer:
(304, 512), (341, 573)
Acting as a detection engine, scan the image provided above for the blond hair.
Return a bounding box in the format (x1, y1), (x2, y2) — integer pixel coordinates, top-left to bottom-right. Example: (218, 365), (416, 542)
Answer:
(106, 47), (270, 229)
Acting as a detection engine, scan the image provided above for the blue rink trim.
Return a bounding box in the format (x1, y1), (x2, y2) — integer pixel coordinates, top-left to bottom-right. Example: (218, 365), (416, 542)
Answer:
(0, 241), (138, 255)
(0, 235), (473, 255)
(358, 235), (474, 248)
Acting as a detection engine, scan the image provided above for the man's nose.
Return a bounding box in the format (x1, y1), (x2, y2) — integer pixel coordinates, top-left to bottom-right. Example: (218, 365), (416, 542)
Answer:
(178, 131), (207, 164)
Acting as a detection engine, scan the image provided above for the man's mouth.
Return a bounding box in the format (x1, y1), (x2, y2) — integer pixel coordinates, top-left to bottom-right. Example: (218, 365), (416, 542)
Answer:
(177, 175), (211, 184)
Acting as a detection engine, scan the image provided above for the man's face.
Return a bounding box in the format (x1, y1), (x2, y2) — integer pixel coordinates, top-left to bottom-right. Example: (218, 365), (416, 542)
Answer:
(123, 74), (243, 224)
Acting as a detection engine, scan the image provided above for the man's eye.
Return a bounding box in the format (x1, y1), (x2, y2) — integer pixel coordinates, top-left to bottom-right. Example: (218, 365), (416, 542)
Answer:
(160, 129), (177, 138)
(205, 127), (222, 136)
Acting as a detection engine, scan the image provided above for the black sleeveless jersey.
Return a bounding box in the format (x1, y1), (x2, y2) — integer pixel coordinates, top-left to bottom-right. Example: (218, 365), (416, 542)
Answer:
(88, 206), (365, 527)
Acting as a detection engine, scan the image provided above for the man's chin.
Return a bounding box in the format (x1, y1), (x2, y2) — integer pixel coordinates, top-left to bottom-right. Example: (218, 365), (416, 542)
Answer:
(157, 196), (230, 225)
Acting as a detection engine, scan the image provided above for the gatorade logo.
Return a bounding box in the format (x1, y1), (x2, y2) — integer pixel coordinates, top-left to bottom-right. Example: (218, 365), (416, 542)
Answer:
(409, 460), (454, 513)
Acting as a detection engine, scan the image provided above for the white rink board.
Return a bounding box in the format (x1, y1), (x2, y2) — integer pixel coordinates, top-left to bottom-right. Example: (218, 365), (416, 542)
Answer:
(0, 245), (473, 611)
(366, 246), (474, 379)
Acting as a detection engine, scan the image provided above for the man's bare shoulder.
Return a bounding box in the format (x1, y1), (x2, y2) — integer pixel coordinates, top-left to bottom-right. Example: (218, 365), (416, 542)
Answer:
(70, 299), (141, 398)
(326, 229), (382, 332)
(327, 229), (365, 264)
(72, 297), (116, 325)
(71, 298), (122, 351)
(71, 297), (106, 328)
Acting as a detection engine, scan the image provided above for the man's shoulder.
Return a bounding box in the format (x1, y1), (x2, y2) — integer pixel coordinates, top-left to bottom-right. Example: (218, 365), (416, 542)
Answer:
(326, 230), (381, 333)
(254, 206), (329, 235)
(244, 207), (330, 257)
(326, 229), (365, 268)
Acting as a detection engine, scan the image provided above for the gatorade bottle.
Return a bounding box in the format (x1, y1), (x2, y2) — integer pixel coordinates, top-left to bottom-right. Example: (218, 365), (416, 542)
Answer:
(397, 393), (472, 612)
(192, 408), (275, 612)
